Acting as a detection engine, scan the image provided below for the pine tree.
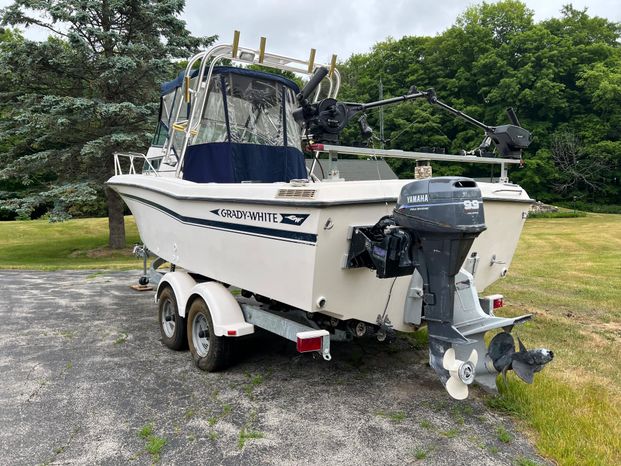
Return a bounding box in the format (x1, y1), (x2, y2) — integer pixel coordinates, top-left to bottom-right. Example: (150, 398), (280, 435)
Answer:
(0, 1), (215, 247)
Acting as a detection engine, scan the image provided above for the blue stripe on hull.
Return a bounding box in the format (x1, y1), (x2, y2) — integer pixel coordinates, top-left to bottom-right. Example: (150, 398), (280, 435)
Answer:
(123, 193), (318, 245)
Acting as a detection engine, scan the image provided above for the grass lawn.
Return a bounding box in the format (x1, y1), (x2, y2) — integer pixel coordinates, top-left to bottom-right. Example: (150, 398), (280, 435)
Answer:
(488, 213), (621, 466)
(0, 216), (142, 270)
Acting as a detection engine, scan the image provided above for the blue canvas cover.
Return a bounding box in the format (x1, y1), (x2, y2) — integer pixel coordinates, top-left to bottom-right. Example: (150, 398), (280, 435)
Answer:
(161, 66), (300, 96)
(182, 142), (307, 183)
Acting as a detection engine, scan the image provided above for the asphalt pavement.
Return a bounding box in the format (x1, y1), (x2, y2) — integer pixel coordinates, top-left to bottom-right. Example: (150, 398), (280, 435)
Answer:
(0, 270), (549, 465)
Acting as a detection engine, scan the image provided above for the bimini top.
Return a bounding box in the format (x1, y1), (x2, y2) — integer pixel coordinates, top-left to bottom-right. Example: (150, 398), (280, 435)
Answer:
(160, 66), (300, 96)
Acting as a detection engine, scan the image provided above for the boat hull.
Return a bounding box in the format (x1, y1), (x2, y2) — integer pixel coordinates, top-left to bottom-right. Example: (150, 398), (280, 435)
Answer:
(108, 176), (532, 332)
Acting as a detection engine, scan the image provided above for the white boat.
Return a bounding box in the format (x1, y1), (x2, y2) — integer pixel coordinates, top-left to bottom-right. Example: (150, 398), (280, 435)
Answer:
(108, 34), (552, 399)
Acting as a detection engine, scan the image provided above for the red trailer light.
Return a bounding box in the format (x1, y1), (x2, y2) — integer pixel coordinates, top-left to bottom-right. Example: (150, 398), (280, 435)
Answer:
(296, 330), (330, 355)
(227, 329), (237, 336)
(296, 335), (323, 353)
(493, 297), (504, 309)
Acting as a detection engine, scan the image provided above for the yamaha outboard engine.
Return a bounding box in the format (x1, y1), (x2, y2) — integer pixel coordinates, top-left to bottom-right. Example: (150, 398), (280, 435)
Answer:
(393, 177), (486, 342)
(345, 176), (553, 399)
(347, 176), (486, 339)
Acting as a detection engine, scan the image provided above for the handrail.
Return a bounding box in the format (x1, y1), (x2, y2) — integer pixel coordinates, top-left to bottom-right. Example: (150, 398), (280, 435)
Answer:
(313, 144), (521, 165)
(114, 152), (159, 176)
(311, 144), (519, 182)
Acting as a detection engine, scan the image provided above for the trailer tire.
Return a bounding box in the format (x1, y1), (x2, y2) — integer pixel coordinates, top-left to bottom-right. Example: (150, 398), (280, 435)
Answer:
(187, 298), (232, 372)
(158, 286), (187, 351)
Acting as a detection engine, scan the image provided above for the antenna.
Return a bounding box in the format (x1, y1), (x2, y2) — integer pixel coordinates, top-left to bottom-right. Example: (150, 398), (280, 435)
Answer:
(379, 78), (385, 149)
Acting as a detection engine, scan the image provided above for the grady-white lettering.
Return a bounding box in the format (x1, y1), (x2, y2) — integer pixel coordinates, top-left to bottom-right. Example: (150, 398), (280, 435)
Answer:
(217, 209), (279, 223)
(210, 209), (310, 226)
(406, 194), (429, 204)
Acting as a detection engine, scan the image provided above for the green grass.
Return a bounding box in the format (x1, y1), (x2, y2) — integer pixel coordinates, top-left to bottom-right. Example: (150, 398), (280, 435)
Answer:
(419, 419), (432, 430)
(138, 423), (154, 439)
(137, 423), (166, 463)
(514, 457), (541, 466)
(145, 435), (166, 457)
(376, 410), (406, 423)
(113, 332), (128, 345)
(496, 426), (512, 443)
(487, 213), (621, 465)
(0, 216), (141, 270)
(237, 428), (263, 449)
(243, 373), (264, 397)
(441, 428), (459, 439)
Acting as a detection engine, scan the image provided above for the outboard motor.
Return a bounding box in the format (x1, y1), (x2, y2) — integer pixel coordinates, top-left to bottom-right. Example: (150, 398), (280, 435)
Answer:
(393, 177), (486, 342)
(345, 176), (553, 399)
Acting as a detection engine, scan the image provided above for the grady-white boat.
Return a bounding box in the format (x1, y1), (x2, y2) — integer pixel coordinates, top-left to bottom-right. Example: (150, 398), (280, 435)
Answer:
(108, 34), (552, 399)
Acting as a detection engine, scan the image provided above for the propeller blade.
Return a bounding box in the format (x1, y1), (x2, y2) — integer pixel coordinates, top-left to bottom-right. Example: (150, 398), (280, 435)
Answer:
(446, 376), (469, 400)
(467, 349), (478, 367)
(488, 332), (515, 373)
(442, 348), (461, 372)
(512, 360), (535, 384)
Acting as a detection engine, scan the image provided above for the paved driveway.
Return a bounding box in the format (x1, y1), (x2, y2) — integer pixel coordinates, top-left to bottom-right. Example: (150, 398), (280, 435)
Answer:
(0, 270), (548, 465)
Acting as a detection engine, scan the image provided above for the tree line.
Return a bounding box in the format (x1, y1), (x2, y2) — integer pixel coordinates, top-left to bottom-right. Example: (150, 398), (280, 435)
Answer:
(0, 1), (619, 249)
(338, 1), (620, 208)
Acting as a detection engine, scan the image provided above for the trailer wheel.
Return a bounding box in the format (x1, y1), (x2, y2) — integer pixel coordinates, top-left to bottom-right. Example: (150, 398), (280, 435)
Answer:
(158, 286), (187, 350)
(187, 298), (232, 372)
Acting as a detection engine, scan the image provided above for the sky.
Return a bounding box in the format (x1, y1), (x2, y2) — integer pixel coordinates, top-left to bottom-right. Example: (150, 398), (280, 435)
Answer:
(0, 0), (619, 64)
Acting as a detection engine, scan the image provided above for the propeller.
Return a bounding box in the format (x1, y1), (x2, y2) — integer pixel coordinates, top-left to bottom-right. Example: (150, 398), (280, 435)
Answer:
(489, 332), (554, 385)
(442, 348), (478, 400)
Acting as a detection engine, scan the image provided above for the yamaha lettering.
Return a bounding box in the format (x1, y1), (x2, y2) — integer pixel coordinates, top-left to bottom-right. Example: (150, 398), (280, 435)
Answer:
(406, 194), (428, 204)
(210, 209), (310, 226)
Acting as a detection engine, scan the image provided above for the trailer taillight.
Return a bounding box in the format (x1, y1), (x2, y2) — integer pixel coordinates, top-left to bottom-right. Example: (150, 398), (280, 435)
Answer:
(296, 330), (329, 353)
(227, 329), (237, 336)
(297, 336), (322, 352)
(493, 297), (504, 309)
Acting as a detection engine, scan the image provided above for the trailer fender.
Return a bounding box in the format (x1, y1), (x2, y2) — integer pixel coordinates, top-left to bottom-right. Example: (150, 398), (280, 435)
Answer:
(156, 271), (197, 318)
(187, 282), (255, 337)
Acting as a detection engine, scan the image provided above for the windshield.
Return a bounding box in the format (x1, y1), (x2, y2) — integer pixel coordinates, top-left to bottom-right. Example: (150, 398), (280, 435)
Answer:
(192, 71), (301, 149)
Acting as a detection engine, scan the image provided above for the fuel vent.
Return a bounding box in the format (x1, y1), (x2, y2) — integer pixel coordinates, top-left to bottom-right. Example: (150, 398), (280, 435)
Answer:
(276, 189), (317, 199)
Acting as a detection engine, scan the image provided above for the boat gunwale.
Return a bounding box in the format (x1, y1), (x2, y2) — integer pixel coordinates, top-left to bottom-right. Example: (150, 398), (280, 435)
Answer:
(107, 179), (535, 207)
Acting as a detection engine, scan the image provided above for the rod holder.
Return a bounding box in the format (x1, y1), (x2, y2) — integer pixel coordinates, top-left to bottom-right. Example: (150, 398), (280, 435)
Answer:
(329, 54), (337, 77)
(258, 36), (266, 63)
(307, 48), (316, 74)
(184, 76), (190, 102)
(232, 30), (240, 58)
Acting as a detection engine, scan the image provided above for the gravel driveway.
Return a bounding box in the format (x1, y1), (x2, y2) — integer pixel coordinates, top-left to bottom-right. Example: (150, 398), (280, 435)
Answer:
(0, 270), (549, 465)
